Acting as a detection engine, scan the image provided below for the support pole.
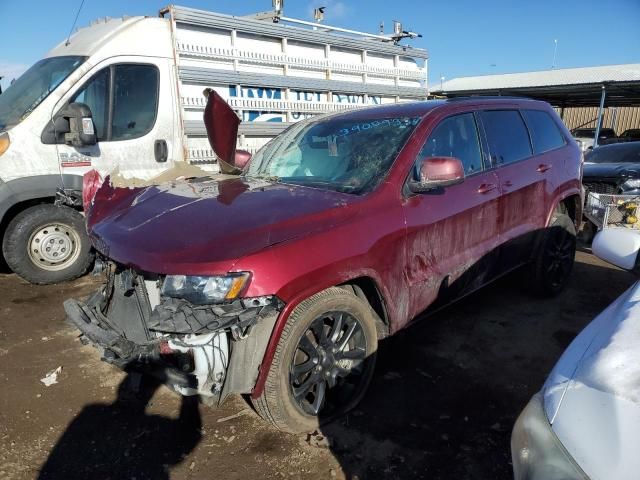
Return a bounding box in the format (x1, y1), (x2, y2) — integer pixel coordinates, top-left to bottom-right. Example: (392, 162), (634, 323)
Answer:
(593, 85), (606, 148)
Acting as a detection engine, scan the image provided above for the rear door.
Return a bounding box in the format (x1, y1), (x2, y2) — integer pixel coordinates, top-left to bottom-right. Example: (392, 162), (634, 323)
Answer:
(403, 111), (501, 319)
(478, 109), (554, 269)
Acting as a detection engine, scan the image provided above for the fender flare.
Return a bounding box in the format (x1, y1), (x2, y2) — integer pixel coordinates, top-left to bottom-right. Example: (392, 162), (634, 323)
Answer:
(0, 174), (83, 225)
(250, 270), (389, 399)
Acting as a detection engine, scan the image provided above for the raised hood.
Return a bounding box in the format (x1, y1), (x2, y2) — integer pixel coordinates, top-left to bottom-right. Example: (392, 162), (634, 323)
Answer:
(87, 176), (358, 273)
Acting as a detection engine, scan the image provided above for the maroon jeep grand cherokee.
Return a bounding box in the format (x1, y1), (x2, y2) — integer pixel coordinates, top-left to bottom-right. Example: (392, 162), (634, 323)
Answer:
(68, 95), (583, 433)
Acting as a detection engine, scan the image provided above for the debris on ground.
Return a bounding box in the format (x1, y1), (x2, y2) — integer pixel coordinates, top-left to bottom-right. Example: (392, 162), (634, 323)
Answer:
(40, 366), (63, 387)
(216, 409), (250, 423)
(306, 431), (332, 449)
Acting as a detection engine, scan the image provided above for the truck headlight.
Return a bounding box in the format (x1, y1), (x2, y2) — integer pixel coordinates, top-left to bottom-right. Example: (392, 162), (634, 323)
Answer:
(0, 132), (9, 157)
(511, 393), (589, 480)
(621, 178), (640, 191)
(161, 273), (250, 304)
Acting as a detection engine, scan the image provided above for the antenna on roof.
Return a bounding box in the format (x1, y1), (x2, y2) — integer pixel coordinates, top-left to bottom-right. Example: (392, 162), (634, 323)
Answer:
(313, 7), (325, 23)
(65, 0), (86, 46)
(551, 39), (558, 69)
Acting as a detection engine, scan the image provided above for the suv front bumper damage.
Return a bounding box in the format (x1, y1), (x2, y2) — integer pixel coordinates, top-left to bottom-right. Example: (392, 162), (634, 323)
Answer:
(65, 269), (282, 404)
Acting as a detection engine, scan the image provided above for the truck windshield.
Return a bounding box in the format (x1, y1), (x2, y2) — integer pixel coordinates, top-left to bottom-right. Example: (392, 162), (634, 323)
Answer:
(0, 56), (85, 130)
(246, 115), (421, 194)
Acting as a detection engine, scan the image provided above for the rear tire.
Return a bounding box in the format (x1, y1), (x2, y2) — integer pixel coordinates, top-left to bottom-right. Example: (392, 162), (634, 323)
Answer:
(2, 204), (93, 284)
(252, 287), (377, 433)
(528, 213), (576, 297)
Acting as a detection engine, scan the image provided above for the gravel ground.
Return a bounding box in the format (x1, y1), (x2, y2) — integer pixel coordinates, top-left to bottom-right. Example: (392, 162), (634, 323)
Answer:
(0, 249), (634, 479)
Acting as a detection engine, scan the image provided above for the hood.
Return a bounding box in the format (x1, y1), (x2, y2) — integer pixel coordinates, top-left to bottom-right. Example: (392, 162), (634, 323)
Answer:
(583, 162), (640, 179)
(543, 281), (640, 479)
(203, 88), (241, 174)
(88, 176), (359, 273)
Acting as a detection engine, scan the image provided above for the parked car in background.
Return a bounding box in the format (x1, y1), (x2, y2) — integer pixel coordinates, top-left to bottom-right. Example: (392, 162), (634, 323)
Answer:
(511, 228), (640, 480)
(572, 127), (617, 151)
(619, 128), (640, 142)
(67, 95), (582, 433)
(583, 142), (640, 196)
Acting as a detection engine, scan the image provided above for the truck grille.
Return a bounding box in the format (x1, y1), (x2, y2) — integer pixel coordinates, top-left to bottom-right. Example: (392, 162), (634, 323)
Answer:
(583, 181), (619, 195)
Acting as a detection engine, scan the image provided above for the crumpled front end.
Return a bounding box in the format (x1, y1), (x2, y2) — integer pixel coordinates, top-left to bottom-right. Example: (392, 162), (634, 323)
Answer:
(65, 263), (282, 402)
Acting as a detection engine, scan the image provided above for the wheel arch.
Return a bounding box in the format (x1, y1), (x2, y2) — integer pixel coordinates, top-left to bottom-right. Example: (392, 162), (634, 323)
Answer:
(547, 190), (583, 230)
(0, 174), (84, 262)
(251, 273), (390, 399)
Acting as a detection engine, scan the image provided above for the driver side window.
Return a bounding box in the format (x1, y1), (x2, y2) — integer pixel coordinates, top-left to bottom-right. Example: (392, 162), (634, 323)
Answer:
(68, 63), (159, 142)
(417, 113), (484, 176)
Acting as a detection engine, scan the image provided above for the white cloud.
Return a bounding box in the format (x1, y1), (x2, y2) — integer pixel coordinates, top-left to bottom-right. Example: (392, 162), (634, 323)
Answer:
(0, 61), (29, 92)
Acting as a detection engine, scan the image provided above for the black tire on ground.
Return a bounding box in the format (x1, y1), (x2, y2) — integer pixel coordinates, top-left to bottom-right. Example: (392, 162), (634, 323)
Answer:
(528, 213), (577, 297)
(578, 218), (597, 245)
(252, 287), (378, 434)
(2, 204), (94, 284)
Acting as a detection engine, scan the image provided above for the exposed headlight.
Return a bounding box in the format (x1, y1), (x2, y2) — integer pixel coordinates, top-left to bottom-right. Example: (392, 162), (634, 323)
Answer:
(161, 273), (251, 304)
(511, 393), (589, 480)
(621, 178), (640, 191)
(0, 132), (9, 157)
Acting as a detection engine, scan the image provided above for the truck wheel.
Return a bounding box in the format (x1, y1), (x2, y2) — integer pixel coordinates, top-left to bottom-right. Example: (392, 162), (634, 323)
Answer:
(528, 213), (576, 297)
(2, 204), (93, 284)
(252, 287), (377, 433)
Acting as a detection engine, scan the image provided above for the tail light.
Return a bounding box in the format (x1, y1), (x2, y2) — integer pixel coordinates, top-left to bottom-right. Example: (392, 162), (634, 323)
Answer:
(82, 169), (103, 213)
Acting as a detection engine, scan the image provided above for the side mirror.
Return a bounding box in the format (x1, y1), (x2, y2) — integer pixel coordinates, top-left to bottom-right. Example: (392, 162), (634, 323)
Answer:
(592, 229), (640, 272)
(234, 149), (252, 170)
(58, 102), (96, 147)
(408, 156), (465, 193)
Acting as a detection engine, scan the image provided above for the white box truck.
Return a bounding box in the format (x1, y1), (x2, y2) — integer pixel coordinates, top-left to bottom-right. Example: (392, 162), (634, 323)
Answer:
(0, 3), (427, 284)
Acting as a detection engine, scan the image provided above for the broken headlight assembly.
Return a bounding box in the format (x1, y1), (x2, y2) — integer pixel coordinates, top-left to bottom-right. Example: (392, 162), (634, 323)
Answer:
(161, 273), (251, 304)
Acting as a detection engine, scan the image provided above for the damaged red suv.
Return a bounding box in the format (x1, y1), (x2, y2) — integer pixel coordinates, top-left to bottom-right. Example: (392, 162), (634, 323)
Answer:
(66, 94), (582, 433)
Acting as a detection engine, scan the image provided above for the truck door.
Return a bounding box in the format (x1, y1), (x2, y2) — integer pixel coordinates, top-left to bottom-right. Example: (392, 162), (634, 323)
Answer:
(51, 57), (178, 180)
(402, 112), (501, 321)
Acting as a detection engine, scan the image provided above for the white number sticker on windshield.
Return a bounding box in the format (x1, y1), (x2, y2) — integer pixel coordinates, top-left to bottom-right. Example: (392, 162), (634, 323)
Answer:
(337, 117), (420, 137)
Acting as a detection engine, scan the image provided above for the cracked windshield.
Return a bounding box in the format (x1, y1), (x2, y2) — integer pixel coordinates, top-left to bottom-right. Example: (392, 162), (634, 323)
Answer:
(247, 116), (421, 194)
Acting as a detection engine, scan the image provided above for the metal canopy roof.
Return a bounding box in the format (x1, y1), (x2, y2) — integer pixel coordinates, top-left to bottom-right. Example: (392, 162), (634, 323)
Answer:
(431, 64), (640, 107)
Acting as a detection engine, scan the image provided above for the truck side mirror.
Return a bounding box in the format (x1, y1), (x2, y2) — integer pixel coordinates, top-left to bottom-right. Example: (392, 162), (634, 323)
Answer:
(58, 102), (97, 147)
(408, 156), (465, 193)
(592, 229), (640, 273)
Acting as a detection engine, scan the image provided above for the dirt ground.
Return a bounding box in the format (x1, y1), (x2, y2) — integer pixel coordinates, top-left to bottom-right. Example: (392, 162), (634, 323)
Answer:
(0, 249), (635, 480)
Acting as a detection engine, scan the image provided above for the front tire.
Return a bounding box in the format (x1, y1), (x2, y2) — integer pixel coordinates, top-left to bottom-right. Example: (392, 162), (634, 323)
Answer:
(252, 287), (378, 433)
(2, 204), (94, 284)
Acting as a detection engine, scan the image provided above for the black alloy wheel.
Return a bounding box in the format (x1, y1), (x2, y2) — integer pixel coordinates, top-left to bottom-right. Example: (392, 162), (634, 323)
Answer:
(290, 311), (368, 416)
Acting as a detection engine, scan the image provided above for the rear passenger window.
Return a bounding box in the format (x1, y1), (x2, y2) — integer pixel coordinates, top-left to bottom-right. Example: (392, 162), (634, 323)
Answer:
(480, 110), (532, 165)
(418, 113), (483, 175)
(522, 110), (565, 153)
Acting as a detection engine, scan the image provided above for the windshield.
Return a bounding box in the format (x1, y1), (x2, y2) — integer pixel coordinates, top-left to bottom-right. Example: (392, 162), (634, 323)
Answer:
(246, 114), (421, 194)
(0, 56), (85, 130)
(586, 143), (640, 163)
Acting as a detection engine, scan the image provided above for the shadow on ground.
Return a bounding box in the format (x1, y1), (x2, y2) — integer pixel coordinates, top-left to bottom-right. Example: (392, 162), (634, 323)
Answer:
(318, 258), (634, 479)
(37, 374), (202, 480)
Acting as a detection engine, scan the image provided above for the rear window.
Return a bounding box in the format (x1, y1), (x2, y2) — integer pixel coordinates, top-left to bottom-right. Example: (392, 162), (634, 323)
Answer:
(522, 110), (565, 154)
(480, 110), (532, 165)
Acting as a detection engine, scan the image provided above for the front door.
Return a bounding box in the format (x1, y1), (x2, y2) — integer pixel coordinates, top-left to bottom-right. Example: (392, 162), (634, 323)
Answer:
(402, 111), (501, 323)
(51, 57), (177, 181)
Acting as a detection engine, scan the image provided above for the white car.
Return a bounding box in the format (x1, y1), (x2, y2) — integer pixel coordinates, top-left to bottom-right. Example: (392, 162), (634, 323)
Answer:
(511, 228), (640, 480)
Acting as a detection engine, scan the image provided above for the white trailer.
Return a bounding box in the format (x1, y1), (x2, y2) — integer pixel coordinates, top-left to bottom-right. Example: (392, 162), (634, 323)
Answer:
(0, 3), (428, 284)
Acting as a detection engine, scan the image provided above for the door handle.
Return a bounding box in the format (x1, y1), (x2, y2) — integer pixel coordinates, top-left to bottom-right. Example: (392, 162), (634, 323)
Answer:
(154, 139), (168, 163)
(537, 163), (552, 173)
(477, 183), (497, 194)
(503, 180), (513, 188)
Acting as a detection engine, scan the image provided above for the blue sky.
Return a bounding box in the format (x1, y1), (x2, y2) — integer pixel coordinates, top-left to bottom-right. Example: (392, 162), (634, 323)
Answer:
(1, 0), (639, 91)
